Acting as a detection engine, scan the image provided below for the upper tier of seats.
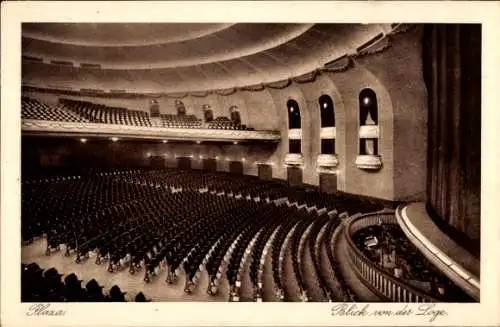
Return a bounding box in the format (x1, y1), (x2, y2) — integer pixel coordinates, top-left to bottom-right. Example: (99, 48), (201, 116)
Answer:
(208, 117), (249, 130)
(22, 97), (252, 131)
(60, 98), (153, 127)
(22, 97), (88, 123)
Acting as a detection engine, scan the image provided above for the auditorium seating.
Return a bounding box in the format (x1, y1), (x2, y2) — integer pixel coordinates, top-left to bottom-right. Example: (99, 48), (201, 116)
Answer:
(307, 213), (332, 300)
(22, 96), (253, 131)
(22, 97), (88, 122)
(160, 114), (202, 128)
(21, 263), (145, 302)
(207, 116), (248, 130)
(21, 167), (392, 302)
(351, 224), (474, 302)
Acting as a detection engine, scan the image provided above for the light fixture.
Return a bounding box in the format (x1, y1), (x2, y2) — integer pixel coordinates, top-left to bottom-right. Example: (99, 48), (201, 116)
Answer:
(110, 137), (119, 142)
(196, 141), (201, 144)
(190, 154), (194, 158)
(233, 141), (238, 145)
(241, 158), (246, 162)
(79, 138), (87, 143)
(323, 102), (328, 109)
(363, 97), (370, 105)
(162, 140), (168, 143)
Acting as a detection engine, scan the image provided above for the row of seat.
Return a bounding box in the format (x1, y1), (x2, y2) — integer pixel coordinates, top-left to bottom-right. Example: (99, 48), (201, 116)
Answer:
(208, 117), (249, 130)
(159, 114), (202, 129)
(352, 224), (474, 301)
(22, 263), (149, 302)
(60, 98), (153, 127)
(22, 97), (251, 131)
(22, 168), (387, 301)
(22, 97), (88, 122)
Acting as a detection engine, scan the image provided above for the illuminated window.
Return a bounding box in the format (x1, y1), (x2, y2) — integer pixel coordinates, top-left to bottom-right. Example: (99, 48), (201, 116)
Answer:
(359, 88), (379, 155)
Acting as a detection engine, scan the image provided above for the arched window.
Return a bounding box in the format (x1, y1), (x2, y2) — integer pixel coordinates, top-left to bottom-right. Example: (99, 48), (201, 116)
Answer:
(229, 106), (241, 124)
(287, 99), (301, 154)
(287, 99), (301, 129)
(319, 95), (335, 127)
(175, 99), (186, 116)
(319, 95), (335, 155)
(359, 88), (378, 126)
(359, 88), (379, 155)
(203, 104), (213, 123)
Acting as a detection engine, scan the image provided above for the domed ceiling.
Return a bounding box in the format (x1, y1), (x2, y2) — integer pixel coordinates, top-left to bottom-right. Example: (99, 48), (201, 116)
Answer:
(22, 23), (396, 94)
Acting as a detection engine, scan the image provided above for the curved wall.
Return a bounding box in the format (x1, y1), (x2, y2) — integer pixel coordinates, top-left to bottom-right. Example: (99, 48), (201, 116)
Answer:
(22, 28), (428, 201)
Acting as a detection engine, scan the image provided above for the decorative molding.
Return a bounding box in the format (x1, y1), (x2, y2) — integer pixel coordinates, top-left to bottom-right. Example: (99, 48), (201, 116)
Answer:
(288, 128), (302, 140)
(359, 125), (380, 139)
(354, 36), (392, 58)
(317, 154), (339, 172)
(320, 127), (336, 139)
(284, 153), (304, 167)
(266, 79), (292, 89)
(214, 88), (237, 96)
(321, 55), (354, 73)
(388, 23), (414, 36)
(355, 154), (383, 170)
(241, 83), (265, 92)
(21, 119), (280, 142)
(293, 71), (319, 84)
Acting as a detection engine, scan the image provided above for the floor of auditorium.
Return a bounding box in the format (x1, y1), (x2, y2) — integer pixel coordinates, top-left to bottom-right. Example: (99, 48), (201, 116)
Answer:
(22, 236), (315, 302)
(22, 226), (382, 302)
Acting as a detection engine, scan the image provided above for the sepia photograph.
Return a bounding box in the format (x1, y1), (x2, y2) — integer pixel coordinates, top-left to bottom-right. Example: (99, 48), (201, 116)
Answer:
(2, 1), (500, 327)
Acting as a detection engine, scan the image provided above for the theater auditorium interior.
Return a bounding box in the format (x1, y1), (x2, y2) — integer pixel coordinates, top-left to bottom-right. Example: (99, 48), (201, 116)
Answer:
(19, 23), (481, 303)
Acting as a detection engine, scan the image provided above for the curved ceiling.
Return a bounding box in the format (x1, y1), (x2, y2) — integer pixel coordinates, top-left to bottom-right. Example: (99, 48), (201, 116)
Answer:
(22, 23), (235, 47)
(22, 23), (395, 94)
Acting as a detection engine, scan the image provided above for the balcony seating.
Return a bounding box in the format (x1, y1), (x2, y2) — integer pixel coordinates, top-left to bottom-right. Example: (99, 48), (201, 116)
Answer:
(22, 96), (260, 131)
(160, 114), (202, 129)
(59, 98), (152, 127)
(22, 97), (88, 122)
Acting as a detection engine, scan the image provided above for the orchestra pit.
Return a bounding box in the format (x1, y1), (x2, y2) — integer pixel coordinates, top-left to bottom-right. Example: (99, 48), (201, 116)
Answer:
(20, 23), (481, 303)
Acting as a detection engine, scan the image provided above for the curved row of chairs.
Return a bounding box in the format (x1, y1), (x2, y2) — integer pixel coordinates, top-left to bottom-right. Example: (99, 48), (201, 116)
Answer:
(307, 213), (333, 301)
(22, 96), (250, 131)
(208, 116), (249, 130)
(22, 168), (386, 302)
(22, 263), (149, 302)
(60, 98), (152, 127)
